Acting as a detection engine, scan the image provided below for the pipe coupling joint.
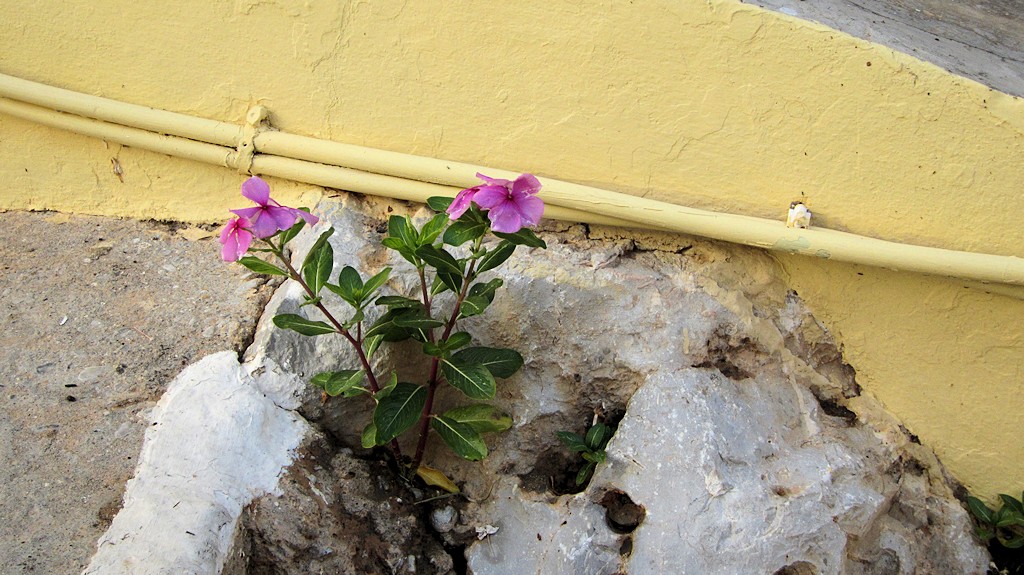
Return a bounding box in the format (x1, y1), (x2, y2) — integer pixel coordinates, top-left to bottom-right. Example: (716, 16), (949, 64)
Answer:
(232, 105), (269, 174)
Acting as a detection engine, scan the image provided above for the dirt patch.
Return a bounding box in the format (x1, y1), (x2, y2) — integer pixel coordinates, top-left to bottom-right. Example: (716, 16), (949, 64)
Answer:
(0, 211), (267, 574)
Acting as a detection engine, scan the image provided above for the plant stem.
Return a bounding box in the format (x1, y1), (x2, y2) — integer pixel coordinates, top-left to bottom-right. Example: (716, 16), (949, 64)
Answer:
(410, 237), (483, 470)
(265, 238), (401, 458)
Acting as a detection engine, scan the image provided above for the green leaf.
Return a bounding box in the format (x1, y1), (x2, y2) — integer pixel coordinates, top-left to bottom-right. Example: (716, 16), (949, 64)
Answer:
(237, 256), (288, 277)
(362, 267), (392, 297)
(415, 245), (463, 275)
(458, 295), (491, 319)
(427, 196), (455, 212)
(392, 309), (444, 329)
(575, 461), (596, 486)
(476, 241), (516, 274)
(299, 297), (324, 311)
(303, 227), (334, 261)
(441, 331), (472, 351)
(999, 494), (1024, 517)
(423, 333), (472, 358)
(429, 274), (451, 296)
(381, 236), (418, 265)
(436, 271), (463, 294)
(443, 404), (512, 433)
(301, 233), (334, 295)
(339, 306), (364, 329)
(310, 370), (366, 397)
(582, 450), (606, 464)
(469, 278), (503, 301)
(996, 512), (1022, 528)
(336, 265), (363, 305)
(342, 309), (365, 330)
(388, 215), (418, 248)
(557, 431), (589, 453)
(968, 496), (995, 525)
(1001, 534), (1024, 549)
(375, 295), (423, 309)
(361, 422), (378, 448)
(422, 341), (445, 358)
(460, 278), (503, 316)
(364, 310), (413, 341)
(373, 383), (427, 443)
(585, 423), (613, 451)
(442, 356), (496, 399)
(444, 220), (488, 246)
(278, 218), (306, 245)
(494, 227), (546, 249)
(363, 333), (385, 359)
(452, 347), (523, 379)
(419, 213), (450, 246)
(432, 416), (488, 461)
(272, 314), (336, 336)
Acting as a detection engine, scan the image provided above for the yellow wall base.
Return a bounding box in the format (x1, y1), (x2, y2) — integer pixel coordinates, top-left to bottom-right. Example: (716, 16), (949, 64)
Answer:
(2, 0), (1021, 501)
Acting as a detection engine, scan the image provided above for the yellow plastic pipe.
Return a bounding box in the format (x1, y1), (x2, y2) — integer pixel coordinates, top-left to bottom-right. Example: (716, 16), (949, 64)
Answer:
(0, 73), (240, 147)
(0, 97), (620, 228)
(1, 72), (1022, 291)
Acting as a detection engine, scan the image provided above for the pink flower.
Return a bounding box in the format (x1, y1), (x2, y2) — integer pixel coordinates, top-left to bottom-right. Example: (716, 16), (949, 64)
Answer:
(220, 217), (253, 262)
(448, 173), (544, 233)
(230, 176), (319, 239)
(446, 186), (479, 220)
(473, 173), (544, 233)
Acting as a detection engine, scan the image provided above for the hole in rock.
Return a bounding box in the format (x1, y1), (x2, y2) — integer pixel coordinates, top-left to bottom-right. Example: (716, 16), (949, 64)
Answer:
(441, 542), (468, 575)
(518, 447), (580, 495)
(618, 535), (633, 557)
(773, 560), (820, 575)
(599, 489), (645, 534)
(692, 327), (757, 380)
(815, 397), (857, 424)
(521, 407), (625, 495)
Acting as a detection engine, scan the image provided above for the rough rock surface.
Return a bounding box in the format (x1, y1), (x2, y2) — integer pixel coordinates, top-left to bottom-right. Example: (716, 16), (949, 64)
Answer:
(466, 368), (987, 574)
(238, 192), (988, 574)
(225, 433), (454, 575)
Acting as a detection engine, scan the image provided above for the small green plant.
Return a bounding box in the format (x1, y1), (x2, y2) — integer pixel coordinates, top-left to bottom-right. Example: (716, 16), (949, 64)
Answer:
(967, 492), (1024, 549)
(219, 173), (547, 489)
(557, 421), (614, 486)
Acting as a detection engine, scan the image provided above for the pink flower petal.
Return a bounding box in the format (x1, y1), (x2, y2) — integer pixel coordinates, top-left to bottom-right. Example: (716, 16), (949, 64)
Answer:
(487, 201), (523, 233)
(249, 211), (283, 238)
(265, 205), (301, 234)
(219, 218), (252, 261)
(292, 208), (319, 225)
(476, 173), (510, 187)
(515, 194), (545, 226)
(473, 185), (511, 210)
(447, 187), (478, 219)
(511, 173), (542, 196)
(241, 177), (271, 205)
(230, 206), (262, 220)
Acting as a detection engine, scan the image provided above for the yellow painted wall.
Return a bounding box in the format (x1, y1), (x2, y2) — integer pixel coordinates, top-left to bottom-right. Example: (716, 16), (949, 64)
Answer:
(2, 0), (1021, 500)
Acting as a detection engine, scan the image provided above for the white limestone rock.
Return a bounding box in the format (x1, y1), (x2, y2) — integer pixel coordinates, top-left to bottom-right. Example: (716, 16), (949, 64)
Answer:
(465, 367), (989, 574)
(83, 352), (309, 575)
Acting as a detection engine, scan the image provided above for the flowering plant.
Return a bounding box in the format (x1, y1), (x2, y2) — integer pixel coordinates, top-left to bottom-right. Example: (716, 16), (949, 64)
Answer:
(220, 174), (546, 487)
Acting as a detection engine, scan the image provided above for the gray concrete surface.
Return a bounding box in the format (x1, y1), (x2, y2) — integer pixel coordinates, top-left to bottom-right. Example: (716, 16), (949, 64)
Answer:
(0, 211), (271, 574)
(744, 0), (1024, 97)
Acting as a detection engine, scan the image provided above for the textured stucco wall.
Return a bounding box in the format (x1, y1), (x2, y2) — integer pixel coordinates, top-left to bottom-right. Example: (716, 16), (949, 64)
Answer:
(1, 0), (1021, 500)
